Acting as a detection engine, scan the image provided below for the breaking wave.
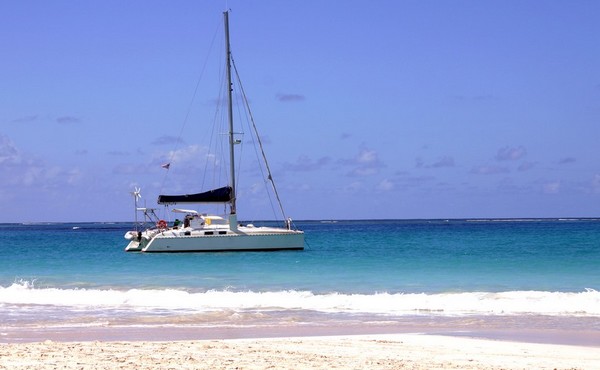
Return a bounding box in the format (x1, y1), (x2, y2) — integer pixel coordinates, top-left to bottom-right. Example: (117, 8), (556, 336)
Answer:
(1, 281), (599, 317)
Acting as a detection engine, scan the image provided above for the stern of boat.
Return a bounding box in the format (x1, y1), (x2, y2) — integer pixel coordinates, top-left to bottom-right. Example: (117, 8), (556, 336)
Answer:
(124, 230), (155, 252)
(125, 240), (143, 252)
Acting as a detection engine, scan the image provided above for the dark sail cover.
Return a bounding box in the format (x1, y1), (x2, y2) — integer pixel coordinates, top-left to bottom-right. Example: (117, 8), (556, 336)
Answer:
(157, 186), (232, 204)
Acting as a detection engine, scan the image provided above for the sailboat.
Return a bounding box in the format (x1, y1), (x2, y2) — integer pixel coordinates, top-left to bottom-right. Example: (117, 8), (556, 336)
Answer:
(124, 11), (304, 252)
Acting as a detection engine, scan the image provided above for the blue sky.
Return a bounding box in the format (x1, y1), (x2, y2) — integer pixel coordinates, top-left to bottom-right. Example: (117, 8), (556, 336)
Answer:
(1, 1), (599, 222)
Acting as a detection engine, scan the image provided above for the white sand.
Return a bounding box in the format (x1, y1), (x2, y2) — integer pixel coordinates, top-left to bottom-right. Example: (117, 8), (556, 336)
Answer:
(0, 334), (598, 369)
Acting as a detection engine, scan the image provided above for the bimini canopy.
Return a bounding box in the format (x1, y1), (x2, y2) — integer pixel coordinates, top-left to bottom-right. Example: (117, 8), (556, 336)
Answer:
(157, 186), (232, 205)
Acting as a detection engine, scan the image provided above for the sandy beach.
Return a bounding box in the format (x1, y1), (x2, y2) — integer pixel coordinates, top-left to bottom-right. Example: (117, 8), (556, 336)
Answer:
(1, 334), (598, 370)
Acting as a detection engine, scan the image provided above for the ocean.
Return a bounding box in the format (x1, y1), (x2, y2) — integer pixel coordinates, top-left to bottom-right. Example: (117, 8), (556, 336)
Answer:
(1, 219), (599, 343)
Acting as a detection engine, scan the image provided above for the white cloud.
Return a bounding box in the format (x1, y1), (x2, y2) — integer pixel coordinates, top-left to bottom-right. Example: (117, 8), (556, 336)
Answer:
(21, 165), (44, 186)
(0, 134), (20, 165)
(351, 167), (378, 176)
(496, 146), (527, 161)
(356, 149), (378, 164)
(518, 161), (536, 171)
(66, 168), (83, 185)
(470, 165), (510, 175)
(0, 134), (84, 189)
(247, 182), (264, 195)
(431, 156), (455, 168)
(164, 145), (212, 167)
(542, 181), (560, 194)
(340, 147), (385, 177)
(416, 156), (455, 168)
(343, 181), (364, 193)
(377, 179), (394, 191)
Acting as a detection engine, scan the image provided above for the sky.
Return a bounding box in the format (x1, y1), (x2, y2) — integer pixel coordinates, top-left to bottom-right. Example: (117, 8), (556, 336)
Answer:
(1, 0), (599, 222)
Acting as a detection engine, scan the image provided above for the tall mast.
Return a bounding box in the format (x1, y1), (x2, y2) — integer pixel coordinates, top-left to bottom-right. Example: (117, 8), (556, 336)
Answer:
(224, 10), (236, 215)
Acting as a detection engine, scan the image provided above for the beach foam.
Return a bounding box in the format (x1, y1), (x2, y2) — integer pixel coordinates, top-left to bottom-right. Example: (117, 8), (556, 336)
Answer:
(2, 281), (599, 317)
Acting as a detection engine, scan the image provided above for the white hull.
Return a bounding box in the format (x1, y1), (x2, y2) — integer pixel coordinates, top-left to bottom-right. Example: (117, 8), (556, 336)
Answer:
(125, 225), (304, 252)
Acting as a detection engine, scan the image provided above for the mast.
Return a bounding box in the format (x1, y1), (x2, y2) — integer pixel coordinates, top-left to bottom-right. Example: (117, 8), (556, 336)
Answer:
(224, 10), (236, 215)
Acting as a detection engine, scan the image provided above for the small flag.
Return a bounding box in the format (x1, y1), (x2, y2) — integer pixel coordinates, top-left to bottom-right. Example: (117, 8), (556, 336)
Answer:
(161, 163), (171, 170)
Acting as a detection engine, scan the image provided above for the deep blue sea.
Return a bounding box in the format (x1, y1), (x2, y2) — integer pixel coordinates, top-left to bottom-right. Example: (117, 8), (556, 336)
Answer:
(1, 219), (600, 341)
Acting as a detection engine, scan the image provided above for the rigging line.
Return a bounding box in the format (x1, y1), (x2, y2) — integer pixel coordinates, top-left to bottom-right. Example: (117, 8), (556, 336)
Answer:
(201, 65), (227, 192)
(235, 79), (278, 220)
(203, 29), (231, 196)
(231, 56), (288, 223)
(160, 20), (221, 194)
(229, 59), (274, 217)
(233, 91), (245, 196)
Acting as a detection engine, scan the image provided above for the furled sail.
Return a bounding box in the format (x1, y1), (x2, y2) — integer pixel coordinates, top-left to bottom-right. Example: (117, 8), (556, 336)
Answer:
(157, 186), (232, 205)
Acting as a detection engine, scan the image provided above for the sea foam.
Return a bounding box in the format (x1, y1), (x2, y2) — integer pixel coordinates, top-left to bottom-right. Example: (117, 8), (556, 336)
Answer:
(1, 281), (599, 317)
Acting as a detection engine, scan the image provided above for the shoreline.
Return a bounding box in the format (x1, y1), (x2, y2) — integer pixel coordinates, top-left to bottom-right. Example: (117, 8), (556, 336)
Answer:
(1, 333), (598, 370)
(3, 309), (599, 369)
(3, 320), (599, 347)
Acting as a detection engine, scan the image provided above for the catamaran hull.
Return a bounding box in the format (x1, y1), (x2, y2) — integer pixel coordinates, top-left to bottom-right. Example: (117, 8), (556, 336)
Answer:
(137, 231), (304, 252)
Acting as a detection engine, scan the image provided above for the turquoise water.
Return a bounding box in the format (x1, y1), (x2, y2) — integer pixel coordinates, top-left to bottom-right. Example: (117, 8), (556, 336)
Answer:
(2, 219), (598, 292)
(1, 219), (600, 340)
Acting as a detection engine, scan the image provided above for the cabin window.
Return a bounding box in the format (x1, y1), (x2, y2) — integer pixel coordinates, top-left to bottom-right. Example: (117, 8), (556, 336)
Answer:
(204, 231), (214, 235)
(218, 231), (227, 235)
